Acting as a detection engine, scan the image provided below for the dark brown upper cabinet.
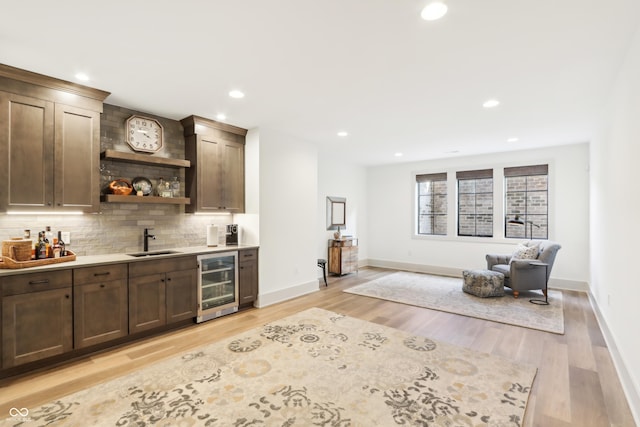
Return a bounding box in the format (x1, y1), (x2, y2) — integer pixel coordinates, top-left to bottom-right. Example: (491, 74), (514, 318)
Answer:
(181, 115), (247, 213)
(0, 64), (109, 213)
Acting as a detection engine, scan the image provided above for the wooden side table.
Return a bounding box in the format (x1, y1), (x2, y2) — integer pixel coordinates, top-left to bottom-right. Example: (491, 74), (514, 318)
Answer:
(328, 238), (358, 276)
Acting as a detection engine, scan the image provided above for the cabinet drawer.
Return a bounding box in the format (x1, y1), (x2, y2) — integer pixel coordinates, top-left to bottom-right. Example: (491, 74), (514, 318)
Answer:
(1, 269), (72, 296)
(239, 249), (258, 260)
(74, 263), (128, 286)
(129, 256), (198, 277)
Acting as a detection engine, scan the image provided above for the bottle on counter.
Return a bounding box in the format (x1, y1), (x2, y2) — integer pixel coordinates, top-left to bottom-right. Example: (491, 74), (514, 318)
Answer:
(36, 231), (47, 260)
(45, 226), (53, 258)
(57, 231), (66, 257)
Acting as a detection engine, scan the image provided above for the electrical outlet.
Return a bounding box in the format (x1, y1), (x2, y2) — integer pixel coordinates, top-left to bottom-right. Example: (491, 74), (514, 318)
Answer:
(61, 231), (71, 244)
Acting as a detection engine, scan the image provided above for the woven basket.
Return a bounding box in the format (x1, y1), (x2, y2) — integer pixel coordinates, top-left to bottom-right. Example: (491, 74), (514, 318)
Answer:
(1, 238), (33, 261)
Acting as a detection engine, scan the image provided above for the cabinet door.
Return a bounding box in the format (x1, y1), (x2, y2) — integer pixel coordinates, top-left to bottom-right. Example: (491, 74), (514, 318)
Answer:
(197, 135), (224, 211)
(166, 269), (197, 323)
(238, 249), (258, 305)
(221, 140), (245, 212)
(328, 247), (342, 275)
(74, 279), (128, 349)
(54, 104), (100, 212)
(0, 91), (54, 211)
(129, 273), (166, 334)
(2, 287), (72, 368)
(343, 247), (359, 274)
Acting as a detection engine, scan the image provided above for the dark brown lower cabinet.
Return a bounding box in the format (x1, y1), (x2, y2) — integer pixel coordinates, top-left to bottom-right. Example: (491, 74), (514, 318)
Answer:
(74, 279), (128, 348)
(166, 269), (198, 323)
(238, 248), (259, 306)
(2, 286), (72, 368)
(129, 256), (198, 334)
(129, 273), (167, 334)
(73, 264), (129, 348)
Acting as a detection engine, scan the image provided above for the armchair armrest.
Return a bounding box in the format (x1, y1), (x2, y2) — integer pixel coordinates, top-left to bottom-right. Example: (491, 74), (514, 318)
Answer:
(510, 259), (549, 288)
(486, 254), (511, 270)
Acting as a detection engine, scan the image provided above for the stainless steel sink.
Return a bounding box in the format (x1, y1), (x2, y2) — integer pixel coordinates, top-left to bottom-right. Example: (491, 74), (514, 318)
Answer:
(126, 250), (181, 257)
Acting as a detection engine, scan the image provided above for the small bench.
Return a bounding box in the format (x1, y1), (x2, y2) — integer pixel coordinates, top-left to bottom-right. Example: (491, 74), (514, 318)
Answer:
(462, 269), (505, 297)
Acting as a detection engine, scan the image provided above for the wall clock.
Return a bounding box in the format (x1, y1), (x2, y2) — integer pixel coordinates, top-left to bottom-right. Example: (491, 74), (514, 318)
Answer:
(125, 115), (164, 153)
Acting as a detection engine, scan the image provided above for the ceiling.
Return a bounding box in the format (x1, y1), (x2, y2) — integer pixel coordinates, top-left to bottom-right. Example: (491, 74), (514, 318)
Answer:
(2, 1), (639, 166)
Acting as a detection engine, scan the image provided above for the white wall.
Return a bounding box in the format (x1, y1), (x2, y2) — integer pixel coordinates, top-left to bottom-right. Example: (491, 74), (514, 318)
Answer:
(366, 144), (590, 289)
(317, 154), (368, 269)
(253, 128), (319, 306)
(233, 128), (260, 246)
(590, 25), (640, 422)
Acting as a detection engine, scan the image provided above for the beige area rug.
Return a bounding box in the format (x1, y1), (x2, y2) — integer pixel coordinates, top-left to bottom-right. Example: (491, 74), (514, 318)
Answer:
(7, 308), (537, 426)
(345, 271), (564, 334)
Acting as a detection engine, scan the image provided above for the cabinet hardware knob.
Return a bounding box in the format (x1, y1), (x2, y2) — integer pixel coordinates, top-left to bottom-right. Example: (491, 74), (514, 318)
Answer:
(100, 284), (105, 288)
(65, 294), (70, 299)
(167, 278), (172, 281)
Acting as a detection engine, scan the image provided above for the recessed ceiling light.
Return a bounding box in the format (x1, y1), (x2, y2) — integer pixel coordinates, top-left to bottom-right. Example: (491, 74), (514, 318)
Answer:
(394, 152), (403, 157)
(337, 131), (348, 137)
(229, 90), (245, 99)
(421, 2), (448, 21)
(216, 113), (227, 121)
(507, 137), (519, 142)
(75, 72), (89, 81)
(482, 99), (500, 108)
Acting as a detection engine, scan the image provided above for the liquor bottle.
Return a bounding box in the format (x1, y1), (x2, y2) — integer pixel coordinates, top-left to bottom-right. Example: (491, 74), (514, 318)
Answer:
(45, 226), (54, 258)
(36, 231), (47, 260)
(57, 231), (66, 257)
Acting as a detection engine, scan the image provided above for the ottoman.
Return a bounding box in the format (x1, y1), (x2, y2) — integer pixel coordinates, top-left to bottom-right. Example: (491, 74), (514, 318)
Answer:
(462, 269), (505, 297)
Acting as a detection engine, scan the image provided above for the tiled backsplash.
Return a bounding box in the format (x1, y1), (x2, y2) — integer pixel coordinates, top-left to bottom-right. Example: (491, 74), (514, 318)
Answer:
(0, 104), (234, 256)
(0, 211), (232, 255)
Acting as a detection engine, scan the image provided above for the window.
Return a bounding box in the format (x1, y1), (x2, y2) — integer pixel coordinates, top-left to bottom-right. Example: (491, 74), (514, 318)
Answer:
(504, 165), (548, 239)
(457, 169), (493, 237)
(416, 173), (447, 235)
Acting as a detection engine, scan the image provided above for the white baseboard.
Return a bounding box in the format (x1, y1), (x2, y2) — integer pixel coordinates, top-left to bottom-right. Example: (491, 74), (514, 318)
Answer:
(255, 279), (319, 308)
(365, 258), (461, 278)
(588, 292), (640, 426)
(364, 258), (589, 292)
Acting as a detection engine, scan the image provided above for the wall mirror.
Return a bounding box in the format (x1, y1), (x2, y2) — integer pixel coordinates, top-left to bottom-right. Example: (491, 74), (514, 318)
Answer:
(326, 196), (346, 230)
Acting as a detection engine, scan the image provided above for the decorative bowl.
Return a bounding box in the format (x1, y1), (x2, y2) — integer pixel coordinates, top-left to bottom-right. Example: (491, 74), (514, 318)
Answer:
(109, 179), (133, 195)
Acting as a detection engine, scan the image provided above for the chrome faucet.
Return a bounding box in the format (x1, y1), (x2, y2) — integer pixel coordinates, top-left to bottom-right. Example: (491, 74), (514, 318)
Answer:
(143, 228), (156, 252)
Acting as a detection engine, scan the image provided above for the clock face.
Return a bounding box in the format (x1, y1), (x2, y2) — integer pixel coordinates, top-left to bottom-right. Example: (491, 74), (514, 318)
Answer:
(126, 115), (163, 153)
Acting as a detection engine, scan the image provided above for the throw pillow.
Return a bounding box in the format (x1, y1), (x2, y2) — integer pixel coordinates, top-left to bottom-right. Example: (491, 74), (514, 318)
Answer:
(510, 243), (539, 263)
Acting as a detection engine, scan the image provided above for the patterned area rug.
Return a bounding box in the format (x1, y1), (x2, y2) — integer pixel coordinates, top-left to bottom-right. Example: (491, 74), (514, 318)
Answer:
(345, 271), (564, 334)
(11, 308), (537, 426)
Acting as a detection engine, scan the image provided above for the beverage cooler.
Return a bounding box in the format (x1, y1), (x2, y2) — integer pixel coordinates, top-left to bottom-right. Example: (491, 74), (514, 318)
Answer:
(196, 251), (239, 323)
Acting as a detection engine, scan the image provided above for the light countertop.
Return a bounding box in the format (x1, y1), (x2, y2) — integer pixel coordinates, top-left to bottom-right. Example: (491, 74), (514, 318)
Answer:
(0, 244), (259, 277)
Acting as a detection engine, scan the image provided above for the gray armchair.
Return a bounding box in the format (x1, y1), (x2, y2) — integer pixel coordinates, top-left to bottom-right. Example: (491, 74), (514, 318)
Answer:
(486, 241), (561, 298)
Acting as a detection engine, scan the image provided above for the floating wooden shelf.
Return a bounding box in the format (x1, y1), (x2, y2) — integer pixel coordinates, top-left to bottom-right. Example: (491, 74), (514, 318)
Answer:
(101, 195), (191, 204)
(101, 150), (190, 168)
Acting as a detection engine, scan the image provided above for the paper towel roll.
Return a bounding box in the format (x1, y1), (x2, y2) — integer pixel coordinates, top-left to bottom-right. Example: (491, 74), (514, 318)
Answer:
(207, 225), (218, 247)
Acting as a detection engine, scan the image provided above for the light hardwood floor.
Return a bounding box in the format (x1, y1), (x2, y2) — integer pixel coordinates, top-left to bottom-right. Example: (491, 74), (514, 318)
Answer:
(0, 267), (636, 426)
